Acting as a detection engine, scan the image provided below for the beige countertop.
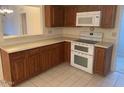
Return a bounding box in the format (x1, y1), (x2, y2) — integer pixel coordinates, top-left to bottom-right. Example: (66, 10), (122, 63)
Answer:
(95, 42), (113, 48)
(0, 37), (77, 53)
(0, 37), (113, 53)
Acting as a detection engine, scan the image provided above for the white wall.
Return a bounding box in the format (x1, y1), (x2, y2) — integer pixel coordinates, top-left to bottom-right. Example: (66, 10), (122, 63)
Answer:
(0, 15), (3, 80)
(2, 6), (42, 36)
(117, 6), (124, 57)
(22, 6), (42, 35)
(0, 15), (3, 41)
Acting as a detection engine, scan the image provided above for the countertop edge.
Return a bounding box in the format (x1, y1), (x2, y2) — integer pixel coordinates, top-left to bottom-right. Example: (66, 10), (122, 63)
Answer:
(95, 42), (113, 49)
(0, 37), (75, 53)
(0, 37), (114, 53)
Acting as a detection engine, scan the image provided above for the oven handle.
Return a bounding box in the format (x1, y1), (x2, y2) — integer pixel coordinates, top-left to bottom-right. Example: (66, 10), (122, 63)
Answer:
(71, 50), (93, 56)
(71, 42), (90, 47)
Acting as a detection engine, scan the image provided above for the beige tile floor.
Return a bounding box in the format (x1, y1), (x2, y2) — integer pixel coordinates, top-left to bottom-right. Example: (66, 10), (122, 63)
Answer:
(1, 63), (124, 87)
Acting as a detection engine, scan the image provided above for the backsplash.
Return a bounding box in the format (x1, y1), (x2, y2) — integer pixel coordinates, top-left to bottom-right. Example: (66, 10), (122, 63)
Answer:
(62, 27), (118, 43)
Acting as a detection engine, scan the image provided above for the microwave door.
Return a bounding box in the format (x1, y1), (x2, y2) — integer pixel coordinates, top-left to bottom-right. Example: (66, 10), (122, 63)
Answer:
(76, 16), (94, 26)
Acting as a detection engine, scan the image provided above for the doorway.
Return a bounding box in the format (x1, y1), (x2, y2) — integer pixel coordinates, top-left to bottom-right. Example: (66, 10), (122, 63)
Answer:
(21, 13), (27, 35)
(116, 6), (124, 73)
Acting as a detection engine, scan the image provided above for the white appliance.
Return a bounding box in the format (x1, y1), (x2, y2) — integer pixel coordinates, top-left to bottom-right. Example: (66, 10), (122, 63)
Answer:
(71, 32), (103, 74)
(76, 11), (101, 27)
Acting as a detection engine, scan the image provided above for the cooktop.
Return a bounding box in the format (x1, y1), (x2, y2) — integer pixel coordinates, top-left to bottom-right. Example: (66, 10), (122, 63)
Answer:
(75, 39), (98, 44)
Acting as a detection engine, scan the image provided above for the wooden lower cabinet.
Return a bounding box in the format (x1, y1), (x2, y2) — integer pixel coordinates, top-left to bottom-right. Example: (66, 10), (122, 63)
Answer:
(11, 55), (26, 84)
(25, 48), (41, 79)
(1, 42), (70, 86)
(64, 41), (71, 63)
(94, 46), (113, 76)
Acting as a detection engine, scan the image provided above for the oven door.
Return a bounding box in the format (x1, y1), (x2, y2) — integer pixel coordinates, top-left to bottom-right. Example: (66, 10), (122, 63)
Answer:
(71, 50), (93, 74)
(71, 42), (94, 55)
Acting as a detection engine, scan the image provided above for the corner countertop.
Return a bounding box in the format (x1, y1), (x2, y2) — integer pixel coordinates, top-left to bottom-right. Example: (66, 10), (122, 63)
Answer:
(0, 37), (113, 53)
(0, 37), (77, 53)
(95, 41), (113, 48)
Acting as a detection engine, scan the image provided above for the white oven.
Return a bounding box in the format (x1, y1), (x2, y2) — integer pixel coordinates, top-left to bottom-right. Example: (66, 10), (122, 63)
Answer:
(71, 50), (93, 74)
(71, 42), (95, 74)
(70, 32), (103, 74)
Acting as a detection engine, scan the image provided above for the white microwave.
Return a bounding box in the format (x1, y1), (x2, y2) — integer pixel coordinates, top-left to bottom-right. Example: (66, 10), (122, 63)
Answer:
(76, 11), (101, 27)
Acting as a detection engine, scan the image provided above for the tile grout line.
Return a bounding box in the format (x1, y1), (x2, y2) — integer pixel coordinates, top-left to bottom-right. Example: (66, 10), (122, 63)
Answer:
(84, 75), (96, 87)
(57, 71), (78, 87)
(30, 81), (39, 87)
(113, 73), (120, 87)
(70, 72), (94, 87)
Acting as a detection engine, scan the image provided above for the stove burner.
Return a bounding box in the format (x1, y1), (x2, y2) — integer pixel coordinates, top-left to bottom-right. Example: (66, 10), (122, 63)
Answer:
(75, 39), (98, 44)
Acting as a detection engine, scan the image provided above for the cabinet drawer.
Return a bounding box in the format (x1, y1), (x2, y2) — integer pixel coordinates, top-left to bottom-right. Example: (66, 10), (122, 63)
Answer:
(10, 51), (26, 59)
(28, 48), (40, 55)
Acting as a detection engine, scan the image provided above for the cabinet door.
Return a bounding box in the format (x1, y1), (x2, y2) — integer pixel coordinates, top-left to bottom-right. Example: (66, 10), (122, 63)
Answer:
(10, 52), (26, 84)
(45, 5), (52, 27)
(40, 46), (57, 71)
(100, 5), (117, 28)
(77, 5), (101, 12)
(52, 43), (64, 65)
(45, 5), (64, 27)
(59, 42), (64, 63)
(26, 48), (41, 77)
(64, 6), (77, 27)
(94, 47), (105, 75)
(40, 42), (64, 71)
(40, 46), (52, 71)
(52, 6), (64, 27)
(64, 42), (71, 63)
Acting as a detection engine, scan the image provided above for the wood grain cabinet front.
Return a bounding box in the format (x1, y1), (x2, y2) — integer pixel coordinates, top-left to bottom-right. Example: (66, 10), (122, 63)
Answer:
(0, 42), (70, 86)
(64, 41), (71, 63)
(10, 52), (26, 85)
(94, 46), (113, 76)
(45, 5), (117, 28)
(26, 48), (41, 78)
(64, 6), (77, 27)
(45, 5), (64, 27)
(100, 5), (117, 28)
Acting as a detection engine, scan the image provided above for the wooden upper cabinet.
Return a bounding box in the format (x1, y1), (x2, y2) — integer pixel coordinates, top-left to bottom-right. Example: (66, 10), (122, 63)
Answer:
(100, 5), (117, 28)
(45, 5), (64, 27)
(64, 6), (77, 27)
(45, 5), (117, 28)
(77, 5), (101, 12)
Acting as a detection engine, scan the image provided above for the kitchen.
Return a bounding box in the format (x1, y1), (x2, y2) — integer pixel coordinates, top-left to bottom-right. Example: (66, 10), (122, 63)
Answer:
(0, 5), (123, 87)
